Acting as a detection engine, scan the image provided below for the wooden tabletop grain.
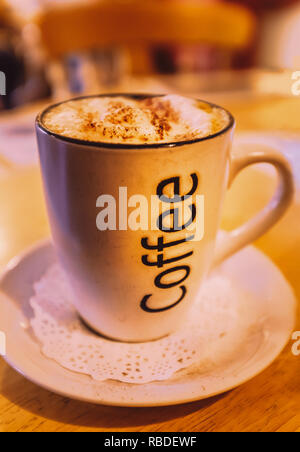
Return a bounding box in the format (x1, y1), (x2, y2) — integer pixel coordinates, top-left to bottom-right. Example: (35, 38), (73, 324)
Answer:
(0, 84), (299, 432)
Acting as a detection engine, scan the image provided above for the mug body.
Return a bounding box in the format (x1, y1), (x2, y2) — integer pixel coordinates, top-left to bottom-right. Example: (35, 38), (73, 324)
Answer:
(36, 96), (234, 342)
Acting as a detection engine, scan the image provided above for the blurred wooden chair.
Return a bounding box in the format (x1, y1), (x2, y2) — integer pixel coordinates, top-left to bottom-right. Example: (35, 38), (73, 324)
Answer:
(36, 0), (256, 96)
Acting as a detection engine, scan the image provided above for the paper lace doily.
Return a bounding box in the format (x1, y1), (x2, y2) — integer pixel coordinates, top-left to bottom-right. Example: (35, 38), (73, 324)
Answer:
(30, 264), (251, 384)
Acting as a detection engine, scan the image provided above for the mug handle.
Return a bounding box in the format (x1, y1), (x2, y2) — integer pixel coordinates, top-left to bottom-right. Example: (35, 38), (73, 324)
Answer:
(213, 142), (294, 267)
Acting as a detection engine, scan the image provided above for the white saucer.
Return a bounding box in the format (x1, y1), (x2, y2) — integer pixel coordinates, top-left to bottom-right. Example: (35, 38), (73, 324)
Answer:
(0, 240), (296, 407)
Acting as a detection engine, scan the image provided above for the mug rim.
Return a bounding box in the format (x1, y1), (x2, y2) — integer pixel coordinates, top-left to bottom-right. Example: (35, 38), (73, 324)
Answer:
(36, 93), (235, 150)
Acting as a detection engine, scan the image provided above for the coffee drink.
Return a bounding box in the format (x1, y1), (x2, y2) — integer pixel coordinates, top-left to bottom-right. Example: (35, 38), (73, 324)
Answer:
(42, 94), (230, 144)
(36, 94), (293, 342)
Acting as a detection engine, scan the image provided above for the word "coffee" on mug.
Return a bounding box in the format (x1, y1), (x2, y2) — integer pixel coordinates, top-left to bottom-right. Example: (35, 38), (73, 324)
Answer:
(140, 173), (201, 313)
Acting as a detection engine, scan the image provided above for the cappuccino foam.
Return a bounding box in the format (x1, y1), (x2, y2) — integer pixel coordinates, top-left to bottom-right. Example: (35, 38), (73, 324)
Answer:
(42, 95), (230, 145)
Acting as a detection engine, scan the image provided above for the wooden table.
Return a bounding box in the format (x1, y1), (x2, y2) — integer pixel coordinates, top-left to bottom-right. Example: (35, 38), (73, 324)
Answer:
(0, 83), (299, 432)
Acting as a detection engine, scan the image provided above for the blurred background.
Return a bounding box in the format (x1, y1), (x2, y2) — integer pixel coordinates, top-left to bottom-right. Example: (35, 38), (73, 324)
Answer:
(0, 0), (299, 110)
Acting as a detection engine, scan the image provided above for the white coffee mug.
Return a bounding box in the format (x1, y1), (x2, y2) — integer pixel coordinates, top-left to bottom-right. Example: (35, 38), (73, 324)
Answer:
(36, 94), (294, 342)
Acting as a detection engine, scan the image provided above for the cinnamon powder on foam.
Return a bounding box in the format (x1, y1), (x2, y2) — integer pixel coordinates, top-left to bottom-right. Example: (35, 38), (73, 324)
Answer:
(42, 95), (229, 144)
